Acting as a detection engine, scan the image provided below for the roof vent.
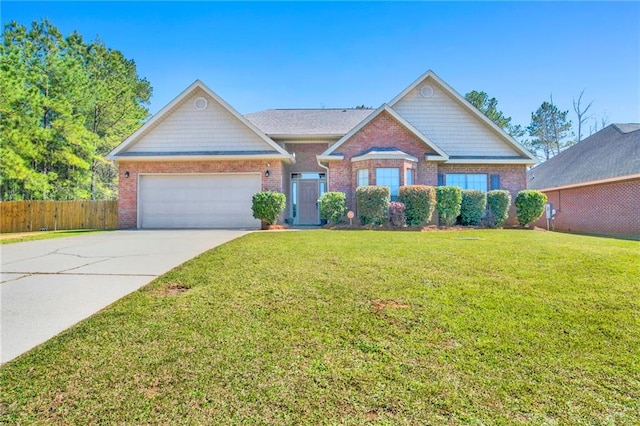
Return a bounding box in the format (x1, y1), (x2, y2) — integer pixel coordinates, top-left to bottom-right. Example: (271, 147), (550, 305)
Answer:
(194, 97), (208, 110)
(420, 85), (434, 98)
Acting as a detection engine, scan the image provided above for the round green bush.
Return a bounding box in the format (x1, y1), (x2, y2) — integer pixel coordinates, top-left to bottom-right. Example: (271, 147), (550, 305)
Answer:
(398, 185), (436, 226)
(356, 186), (390, 226)
(515, 190), (547, 226)
(460, 190), (486, 226)
(318, 192), (347, 225)
(251, 191), (286, 225)
(436, 186), (462, 226)
(486, 190), (512, 227)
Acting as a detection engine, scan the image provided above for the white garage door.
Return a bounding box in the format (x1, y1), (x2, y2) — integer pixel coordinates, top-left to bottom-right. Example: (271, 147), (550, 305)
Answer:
(139, 174), (261, 228)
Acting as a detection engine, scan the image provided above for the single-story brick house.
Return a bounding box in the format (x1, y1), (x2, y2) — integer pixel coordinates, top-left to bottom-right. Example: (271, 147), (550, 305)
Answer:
(528, 124), (640, 238)
(107, 70), (537, 229)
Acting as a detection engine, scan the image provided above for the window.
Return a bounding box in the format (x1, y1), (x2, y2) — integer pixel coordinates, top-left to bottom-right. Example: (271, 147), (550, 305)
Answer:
(357, 169), (369, 187)
(405, 169), (414, 186)
(292, 173), (326, 180)
(445, 174), (488, 191)
(376, 168), (400, 198)
(291, 181), (298, 218)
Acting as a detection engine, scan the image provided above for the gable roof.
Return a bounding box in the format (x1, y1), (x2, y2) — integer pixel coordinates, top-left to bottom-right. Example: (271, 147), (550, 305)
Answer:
(244, 108), (374, 138)
(107, 80), (293, 161)
(528, 124), (640, 190)
(350, 147), (419, 163)
(318, 104), (448, 161)
(389, 70), (538, 163)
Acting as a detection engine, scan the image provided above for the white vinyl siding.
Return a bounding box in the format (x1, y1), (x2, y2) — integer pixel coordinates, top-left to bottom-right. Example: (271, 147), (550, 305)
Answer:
(376, 168), (400, 197)
(139, 174), (261, 228)
(393, 83), (521, 157)
(446, 173), (488, 191)
(128, 89), (270, 153)
(357, 169), (369, 187)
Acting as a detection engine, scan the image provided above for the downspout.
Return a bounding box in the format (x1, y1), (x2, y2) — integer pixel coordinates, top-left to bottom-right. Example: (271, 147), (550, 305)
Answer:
(316, 156), (330, 190)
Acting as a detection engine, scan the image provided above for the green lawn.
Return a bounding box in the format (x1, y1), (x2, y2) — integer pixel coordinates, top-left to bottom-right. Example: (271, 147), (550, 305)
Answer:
(0, 229), (104, 244)
(1, 230), (638, 424)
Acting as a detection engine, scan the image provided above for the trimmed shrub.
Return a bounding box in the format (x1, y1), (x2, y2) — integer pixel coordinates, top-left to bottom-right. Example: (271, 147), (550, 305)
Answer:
(436, 186), (462, 226)
(515, 190), (547, 226)
(389, 201), (406, 227)
(398, 185), (436, 226)
(318, 192), (347, 225)
(485, 190), (512, 227)
(251, 191), (286, 226)
(460, 190), (487, 226)
(356, 186), (390, 226)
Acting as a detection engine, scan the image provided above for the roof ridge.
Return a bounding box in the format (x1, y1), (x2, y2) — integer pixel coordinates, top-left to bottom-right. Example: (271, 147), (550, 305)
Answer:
(612, 123), (640, 134)
(245, 108), (375, 114)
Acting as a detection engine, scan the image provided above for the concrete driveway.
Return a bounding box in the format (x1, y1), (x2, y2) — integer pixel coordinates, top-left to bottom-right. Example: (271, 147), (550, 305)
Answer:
(0, 229), (250, 364)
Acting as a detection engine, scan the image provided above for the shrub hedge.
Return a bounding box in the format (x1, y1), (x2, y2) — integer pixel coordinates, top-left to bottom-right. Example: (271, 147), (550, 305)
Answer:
(515, 190), (547, 226)
(485, 190), (511, 227)
(356, 186), (390, 226)
(398, 185), (436, 226)
(318, 192), (347, 225)
(251, 191), (286, 226)
(389, 201), (406, 227)
(436, 186), (462, 226)
(460, 190), (487, 226)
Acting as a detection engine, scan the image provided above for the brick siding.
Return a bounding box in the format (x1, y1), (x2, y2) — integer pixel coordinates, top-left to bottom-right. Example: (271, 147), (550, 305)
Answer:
(328, 110), (439, 211)
(117, 160), (283, 228)
(326, 110), (527, 224)
(534, 178), (640, 237)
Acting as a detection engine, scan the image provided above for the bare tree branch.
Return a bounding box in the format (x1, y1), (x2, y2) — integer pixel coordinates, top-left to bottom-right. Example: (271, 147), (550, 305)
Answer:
(572, 90), (594, 142)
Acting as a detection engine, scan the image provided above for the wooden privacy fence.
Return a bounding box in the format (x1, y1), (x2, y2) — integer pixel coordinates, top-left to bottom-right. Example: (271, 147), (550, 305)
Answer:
(0, 200), (118, 233)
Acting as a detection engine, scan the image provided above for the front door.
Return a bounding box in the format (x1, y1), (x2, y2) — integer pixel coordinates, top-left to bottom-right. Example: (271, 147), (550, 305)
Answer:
(291, 173), (326, 225)
(298, 180), (319, 225)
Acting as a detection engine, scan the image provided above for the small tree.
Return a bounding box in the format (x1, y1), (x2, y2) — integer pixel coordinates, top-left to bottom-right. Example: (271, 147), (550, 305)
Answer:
(436, 186), (462, 226)
(485, 190), (511, 227)
(318, 192), (346, 225)
(251, 191), (286, 227)
(460, 190), (486, 226)
(356, 186), (390, 226)
(515, 190), (547, 227)
(398, 185), (436, 226)
(527, 97), (574, 160)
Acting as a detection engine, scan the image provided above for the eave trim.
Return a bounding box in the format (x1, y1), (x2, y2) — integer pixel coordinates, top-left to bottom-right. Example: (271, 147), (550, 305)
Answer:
(532, 173), (640, 192)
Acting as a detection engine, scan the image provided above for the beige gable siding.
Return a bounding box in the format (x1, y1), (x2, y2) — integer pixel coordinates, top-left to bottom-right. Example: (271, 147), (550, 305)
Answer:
(127, 89), (270, 153)
(393, 84), (519, 157)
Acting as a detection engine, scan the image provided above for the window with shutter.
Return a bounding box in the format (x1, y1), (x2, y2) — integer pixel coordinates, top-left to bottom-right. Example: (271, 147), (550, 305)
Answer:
(490, 174), (500, 190)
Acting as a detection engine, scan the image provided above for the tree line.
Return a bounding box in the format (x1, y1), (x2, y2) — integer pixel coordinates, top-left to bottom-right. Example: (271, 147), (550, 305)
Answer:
(464, 89), (606, 162)
(1, 19), (151, 201)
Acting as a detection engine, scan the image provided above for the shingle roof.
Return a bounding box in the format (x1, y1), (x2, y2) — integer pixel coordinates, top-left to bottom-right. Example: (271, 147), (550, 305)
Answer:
(527, 124), (640, 190)
(244, 109), (374, 136)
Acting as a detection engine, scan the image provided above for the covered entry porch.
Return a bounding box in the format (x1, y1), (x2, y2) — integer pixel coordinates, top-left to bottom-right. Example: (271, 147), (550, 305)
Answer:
(289, 172), (326, 225)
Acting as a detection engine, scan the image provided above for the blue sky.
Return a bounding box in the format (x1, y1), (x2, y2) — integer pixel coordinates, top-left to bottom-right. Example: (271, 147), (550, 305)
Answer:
(3, 1), (639, 134)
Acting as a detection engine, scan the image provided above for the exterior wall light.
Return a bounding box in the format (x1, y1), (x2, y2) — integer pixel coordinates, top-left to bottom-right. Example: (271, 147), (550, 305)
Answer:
(124, 171), (130, 178)
(265, 170), (270, 177)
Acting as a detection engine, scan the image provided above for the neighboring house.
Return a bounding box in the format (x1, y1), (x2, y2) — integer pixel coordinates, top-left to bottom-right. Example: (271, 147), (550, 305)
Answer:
(527, 124), (640, 238)
(107, 70), (537, 229)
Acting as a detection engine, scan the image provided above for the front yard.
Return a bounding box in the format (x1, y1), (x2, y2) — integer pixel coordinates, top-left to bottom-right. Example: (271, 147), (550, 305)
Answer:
(1, 230), (638, 424)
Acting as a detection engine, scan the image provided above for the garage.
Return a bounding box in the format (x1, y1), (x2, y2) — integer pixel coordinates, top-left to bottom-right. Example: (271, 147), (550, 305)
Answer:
(138, 174), (261, 228)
